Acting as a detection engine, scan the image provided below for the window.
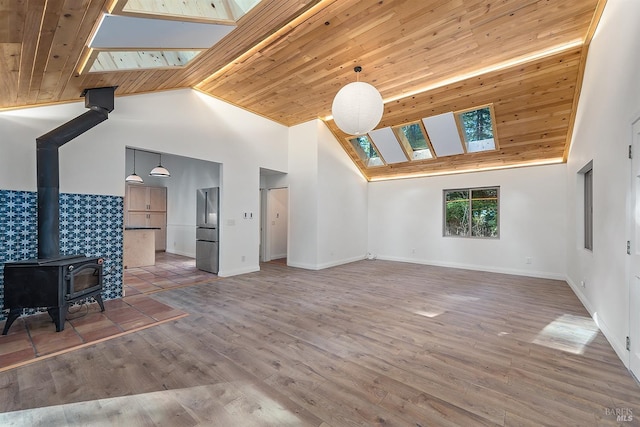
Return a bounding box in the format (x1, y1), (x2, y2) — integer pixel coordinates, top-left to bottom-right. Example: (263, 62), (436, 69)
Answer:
(583, 165), (593, 250)
(444, 187), (499, 238)
(393, 122), (433, 160)
(455, 105), (498, 153)
(348, 135), (384, 167)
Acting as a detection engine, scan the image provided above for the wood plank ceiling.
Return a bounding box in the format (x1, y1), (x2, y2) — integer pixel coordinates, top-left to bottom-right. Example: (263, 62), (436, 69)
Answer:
(0, 0), (605, 180)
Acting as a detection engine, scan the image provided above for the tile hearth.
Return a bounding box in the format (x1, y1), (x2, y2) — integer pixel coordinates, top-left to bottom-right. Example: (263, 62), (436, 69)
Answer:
(0, 253), (217, 372)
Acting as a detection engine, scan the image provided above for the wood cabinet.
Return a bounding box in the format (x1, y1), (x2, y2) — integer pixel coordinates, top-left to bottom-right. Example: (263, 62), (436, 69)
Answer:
(127, 185), (166, 212)
(125, 185), (167, 251)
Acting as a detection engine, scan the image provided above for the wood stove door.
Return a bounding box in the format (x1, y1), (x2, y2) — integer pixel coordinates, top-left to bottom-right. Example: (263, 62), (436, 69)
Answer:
(66, 262), (102, 301)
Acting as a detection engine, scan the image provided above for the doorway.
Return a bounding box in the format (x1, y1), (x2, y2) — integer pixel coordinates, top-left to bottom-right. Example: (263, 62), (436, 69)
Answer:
(629, 118), (640, 378)
(260, 187), (288, 262)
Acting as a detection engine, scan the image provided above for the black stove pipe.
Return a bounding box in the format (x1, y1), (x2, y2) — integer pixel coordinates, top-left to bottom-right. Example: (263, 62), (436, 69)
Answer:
(36, 87), (116, 260)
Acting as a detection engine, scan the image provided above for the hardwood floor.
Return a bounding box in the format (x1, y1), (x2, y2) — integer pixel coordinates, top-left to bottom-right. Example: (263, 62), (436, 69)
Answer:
(0, 259), (638, 426)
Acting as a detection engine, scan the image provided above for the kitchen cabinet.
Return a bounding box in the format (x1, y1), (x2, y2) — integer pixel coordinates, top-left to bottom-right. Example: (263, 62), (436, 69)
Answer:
(127, 185), (166, 212)
(125, 185), (167, 251)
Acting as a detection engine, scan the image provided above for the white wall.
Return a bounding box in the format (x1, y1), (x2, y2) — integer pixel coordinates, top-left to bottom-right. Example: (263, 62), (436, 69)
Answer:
(288, 120), (368, 269)
(369, 164), (567, 279)
(288, 121), (320, 267)
(316, 120), (368, 268)
(0, 89), (289, 277)
(566, 0), (640, 364)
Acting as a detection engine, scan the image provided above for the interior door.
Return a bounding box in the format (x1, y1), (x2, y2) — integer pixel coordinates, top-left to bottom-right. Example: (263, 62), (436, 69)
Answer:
(630, 118), (640, 378)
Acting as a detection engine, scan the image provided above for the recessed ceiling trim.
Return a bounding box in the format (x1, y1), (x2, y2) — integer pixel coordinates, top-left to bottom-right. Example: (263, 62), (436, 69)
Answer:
(368, 158), (565, 182)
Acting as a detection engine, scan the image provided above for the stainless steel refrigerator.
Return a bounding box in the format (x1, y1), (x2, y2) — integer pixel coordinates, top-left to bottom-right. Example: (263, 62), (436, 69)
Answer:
(196, 187), (219, 273)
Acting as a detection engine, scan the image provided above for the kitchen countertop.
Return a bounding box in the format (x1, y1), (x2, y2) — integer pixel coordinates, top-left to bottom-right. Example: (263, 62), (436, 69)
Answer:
(125, 227), (161, 230)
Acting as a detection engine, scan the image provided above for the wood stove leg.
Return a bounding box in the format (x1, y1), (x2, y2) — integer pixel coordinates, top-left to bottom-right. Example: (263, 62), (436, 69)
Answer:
(94, 294), (105, 312)
(47, 306), (68, 332)
(2, 308), (22, 335)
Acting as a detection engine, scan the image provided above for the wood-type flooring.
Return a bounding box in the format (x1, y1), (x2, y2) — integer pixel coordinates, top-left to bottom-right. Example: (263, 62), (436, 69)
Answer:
(0, 258), (638, 426)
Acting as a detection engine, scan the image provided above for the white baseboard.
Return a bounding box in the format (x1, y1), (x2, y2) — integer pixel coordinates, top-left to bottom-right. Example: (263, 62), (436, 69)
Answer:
(288, 254), (366, 270)
(374, 255), (566, 280)
(565, 277), (628, 368)
(218, 265), (260, 277)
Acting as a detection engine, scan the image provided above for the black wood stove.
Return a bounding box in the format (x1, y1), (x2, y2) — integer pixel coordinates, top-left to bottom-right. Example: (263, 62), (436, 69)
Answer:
(1, 86), (116, 335)
(2, 256), (105, 333)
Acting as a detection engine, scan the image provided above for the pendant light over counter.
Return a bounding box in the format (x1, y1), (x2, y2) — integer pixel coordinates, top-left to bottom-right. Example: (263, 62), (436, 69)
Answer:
(125, 148), (171, 183)
(331, 66), (384, 136)
(125, 148), (144, 184)
(149, 152), (170, 177)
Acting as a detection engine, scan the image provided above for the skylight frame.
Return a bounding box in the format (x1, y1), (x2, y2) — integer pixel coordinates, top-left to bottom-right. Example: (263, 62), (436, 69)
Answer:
(86, 49), (206, 73)
(392, 120), (436, 161)
(79, 1), (258, 74)
(347, 135), (386, 168)
(454, 104), (500, 154)
(109, 0), (262, 24)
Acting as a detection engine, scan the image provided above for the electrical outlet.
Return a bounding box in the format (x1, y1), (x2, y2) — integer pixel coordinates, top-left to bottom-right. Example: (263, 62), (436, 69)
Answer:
(411, 248), (416, 254)
(581, 280), (585, 288)
(525, 257), (532, 264)
(241, 255), (246, 262)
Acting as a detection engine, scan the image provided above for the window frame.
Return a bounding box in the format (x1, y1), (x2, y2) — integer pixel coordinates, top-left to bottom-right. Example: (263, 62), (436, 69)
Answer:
(346, 135), (386, 168)
(391, 120), (436, 161)
(581, 162), (593, 251)
(453, 104), (500, 154)
(443, 186), (500, 239)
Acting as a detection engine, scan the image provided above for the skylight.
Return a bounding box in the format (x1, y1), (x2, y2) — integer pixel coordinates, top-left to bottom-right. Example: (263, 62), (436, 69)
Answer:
(349, 136), (384, 167)
(114, 0), (262, 22)
(89, 50), (203, 72)
(422, 112), (465, 157)
(394, 122), (433, 160)
(336, 104), (498, 169)
(369, 127), (408, 164)
(455, 105), (498, 153)
(81, 1), (263, 74)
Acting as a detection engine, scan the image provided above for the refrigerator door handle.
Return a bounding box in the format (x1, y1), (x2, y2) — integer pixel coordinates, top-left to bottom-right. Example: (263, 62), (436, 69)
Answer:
(204, 191), (208, 225)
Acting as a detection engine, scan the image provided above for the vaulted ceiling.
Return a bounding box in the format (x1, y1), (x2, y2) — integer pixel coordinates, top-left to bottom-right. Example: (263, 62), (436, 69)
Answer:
(0, 0), (605, 180)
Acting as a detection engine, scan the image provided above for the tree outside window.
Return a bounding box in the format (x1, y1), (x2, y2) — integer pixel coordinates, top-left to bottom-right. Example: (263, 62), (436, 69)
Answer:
(444, 187), (499, 238)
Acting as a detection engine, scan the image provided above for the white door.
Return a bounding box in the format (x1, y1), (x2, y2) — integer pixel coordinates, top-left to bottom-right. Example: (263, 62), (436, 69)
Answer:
(629, 119), (640, 378)
(268, 188), (288, 260)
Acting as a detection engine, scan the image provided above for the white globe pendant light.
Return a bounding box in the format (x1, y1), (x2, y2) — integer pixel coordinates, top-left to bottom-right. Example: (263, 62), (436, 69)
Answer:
(331, 66), (383, 135)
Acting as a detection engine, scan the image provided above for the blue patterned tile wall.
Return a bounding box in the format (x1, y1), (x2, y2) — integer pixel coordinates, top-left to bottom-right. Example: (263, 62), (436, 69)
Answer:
(0, 190), (123, 320)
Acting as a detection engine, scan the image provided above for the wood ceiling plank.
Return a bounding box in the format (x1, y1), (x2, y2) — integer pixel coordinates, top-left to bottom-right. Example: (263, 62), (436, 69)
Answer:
(0, 0), (26, 43)
(168, 0), (330, 91)
(199, 0), (594, 127)
(0, 43), (21, 104)
(56, 0), (110, 101)
(13, 0), (45, 107)
(37, 0), (95, 103)
(23, 0), (68, 105)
